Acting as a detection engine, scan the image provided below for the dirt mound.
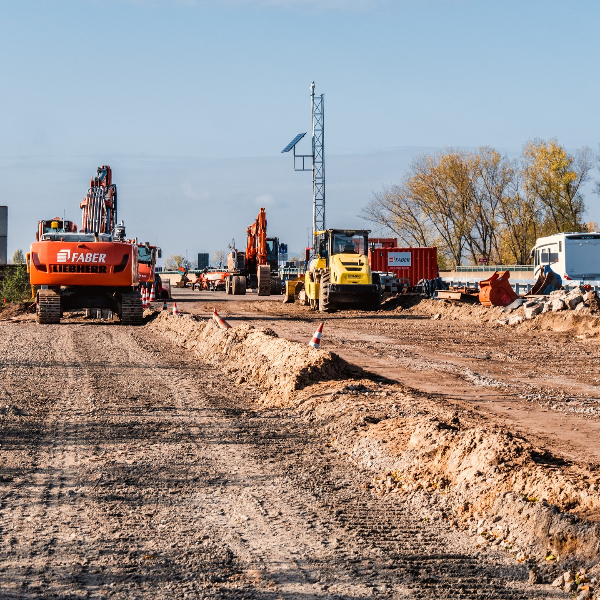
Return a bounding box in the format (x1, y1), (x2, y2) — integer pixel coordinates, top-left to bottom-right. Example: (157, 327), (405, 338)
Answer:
(148, 312), (360, 403)
(283, 378), (600, 570)
(150, 310), (600, 571)
(0, 301), (34, 321)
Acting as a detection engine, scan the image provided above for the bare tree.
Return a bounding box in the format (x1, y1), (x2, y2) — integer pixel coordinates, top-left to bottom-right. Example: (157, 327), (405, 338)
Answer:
(11, 249), (25, 265)
(364, 141), (594, 267)
(212, 250), (227, 268)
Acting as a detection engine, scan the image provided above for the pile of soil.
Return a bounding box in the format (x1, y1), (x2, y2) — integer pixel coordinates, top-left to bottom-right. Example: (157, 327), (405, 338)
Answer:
(290, 378), (600, 570)
(148, 312), (360, 403)
(150, 310), (600, 574)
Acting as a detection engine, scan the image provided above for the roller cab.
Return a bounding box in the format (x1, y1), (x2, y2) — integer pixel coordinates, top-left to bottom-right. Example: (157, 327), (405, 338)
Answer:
(304, 229), (381, 312)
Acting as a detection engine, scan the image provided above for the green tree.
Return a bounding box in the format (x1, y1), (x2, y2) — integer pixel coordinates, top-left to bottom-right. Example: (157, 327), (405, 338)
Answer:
(0, 264), (31, 303)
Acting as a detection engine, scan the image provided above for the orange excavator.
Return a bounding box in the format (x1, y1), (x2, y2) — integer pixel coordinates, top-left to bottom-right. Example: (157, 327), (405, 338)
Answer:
(137, 242), (165, 298)
(28, 165), (143, 324)
(226, 208), (285, 295)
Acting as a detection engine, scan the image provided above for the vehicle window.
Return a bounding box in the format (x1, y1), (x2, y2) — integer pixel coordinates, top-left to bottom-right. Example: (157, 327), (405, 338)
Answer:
(331, 233), (367, 255)
(138, 246), (153, 263)
(266, 240), (277, 262)
(541, 249), (549, 263)
(318, 239), (328, 259)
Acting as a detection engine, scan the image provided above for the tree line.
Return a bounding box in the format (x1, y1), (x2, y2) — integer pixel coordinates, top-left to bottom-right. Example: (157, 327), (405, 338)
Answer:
(363, 138), (596, 267)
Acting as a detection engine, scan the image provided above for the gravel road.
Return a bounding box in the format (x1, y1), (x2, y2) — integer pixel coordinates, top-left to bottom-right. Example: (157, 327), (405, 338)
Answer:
(0, 319), (561, 598)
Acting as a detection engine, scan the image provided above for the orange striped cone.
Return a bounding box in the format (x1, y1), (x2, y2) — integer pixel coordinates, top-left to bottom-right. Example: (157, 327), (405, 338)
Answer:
(308, 322), (324, 348)
(141, 287), (147, 308)
(163, 300), (168, 311)
(172, 302), (179, 316)
(149, 284), (156, 303)
(213, 308), (232, 330)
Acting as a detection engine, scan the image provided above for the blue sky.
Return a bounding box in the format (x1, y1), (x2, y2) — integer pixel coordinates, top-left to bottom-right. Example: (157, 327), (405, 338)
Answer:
(1, 0), (599, 262)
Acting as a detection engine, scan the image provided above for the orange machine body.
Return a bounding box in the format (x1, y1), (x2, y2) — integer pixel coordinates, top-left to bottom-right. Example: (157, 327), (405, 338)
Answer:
(29, 239), (139, 288)
(137, 244), (160, 285)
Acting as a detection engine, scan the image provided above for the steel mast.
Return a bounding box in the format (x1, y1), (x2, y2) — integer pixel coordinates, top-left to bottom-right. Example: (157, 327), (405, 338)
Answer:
(311, 82), (325, 235)
(281, 81), (325, 246)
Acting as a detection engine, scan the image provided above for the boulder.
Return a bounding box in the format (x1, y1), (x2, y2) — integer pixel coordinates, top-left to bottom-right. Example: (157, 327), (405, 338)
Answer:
(508, 315), (524, 326)
(524, 304), (543, 319)
(565, 291), (584, 309)
(502, 298), (526, 313)
(551, 298), (566, 312)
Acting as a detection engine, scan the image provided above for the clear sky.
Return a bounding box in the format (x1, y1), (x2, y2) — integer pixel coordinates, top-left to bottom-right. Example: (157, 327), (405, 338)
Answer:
(1, 0), (599, 262)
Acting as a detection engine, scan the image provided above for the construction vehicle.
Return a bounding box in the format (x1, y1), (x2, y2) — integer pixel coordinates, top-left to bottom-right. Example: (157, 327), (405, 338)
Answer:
(303, 229), (381, 312)
(137, 242), (165, 298)
(175, 264), (190, 288)
(226, 208), (286, 296)
(28, 165), (143, 324)
(192, 269), (228, 291)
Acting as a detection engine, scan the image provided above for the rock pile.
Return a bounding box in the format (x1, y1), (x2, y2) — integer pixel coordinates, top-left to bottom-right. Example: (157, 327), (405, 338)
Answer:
(498, 287), (598, 326)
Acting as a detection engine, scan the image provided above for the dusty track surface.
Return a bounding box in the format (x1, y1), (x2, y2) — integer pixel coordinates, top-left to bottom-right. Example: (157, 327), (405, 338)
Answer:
(175, 288), (600, 468)
(0, 314), (563, 598)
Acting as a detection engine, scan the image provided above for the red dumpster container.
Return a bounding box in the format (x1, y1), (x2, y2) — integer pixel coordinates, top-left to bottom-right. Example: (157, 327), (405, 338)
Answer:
(368, 247), (438, 287)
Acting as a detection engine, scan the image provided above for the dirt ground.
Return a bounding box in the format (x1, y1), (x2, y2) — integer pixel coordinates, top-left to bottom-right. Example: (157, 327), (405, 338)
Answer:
(0, 288), (596, 598)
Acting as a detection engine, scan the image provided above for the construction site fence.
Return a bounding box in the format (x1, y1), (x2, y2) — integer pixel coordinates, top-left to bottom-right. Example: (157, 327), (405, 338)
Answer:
(453, 264), (534, 272)
(441, 278), (600, 295)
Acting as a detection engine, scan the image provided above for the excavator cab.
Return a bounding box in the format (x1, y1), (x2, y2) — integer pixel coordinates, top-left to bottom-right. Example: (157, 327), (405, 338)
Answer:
(37, 218), (77, 240)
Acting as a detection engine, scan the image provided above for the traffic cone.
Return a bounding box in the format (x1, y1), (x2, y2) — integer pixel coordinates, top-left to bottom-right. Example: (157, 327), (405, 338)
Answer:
(213, 308), (232, 330)
(143, 286), (148, 309)
(163, 300), (168, 311)
(308, 322), (324, 349)
(172, 302), (179, 316)
(149, 284), (156, 303)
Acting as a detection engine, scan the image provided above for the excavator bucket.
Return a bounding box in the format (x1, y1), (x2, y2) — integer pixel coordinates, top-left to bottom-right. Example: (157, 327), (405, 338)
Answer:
(479, 270), (519, 307)
(530, 266), (562, 296)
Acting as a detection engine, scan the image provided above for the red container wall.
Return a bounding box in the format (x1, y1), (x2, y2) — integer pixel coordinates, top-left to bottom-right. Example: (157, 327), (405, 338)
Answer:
(369, 238), (397, 249)
(368, 247), (438, 287)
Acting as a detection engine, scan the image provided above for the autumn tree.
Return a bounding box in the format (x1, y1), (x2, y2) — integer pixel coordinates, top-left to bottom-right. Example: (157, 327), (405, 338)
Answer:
(364, 141), (594, 267)
(521, 138), (592, 235)
(164, 254), (186, 270)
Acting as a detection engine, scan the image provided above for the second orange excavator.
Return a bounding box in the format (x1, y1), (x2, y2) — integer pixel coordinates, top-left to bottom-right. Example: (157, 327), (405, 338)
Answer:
(226, 208), (286, 296)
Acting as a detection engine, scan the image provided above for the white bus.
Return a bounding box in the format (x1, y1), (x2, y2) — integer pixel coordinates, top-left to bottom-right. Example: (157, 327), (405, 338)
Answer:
(532, 232), (600, 282)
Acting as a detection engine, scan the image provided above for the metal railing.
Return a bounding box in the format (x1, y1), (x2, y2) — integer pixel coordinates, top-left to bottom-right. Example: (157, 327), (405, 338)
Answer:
(452, 264), (534, 273)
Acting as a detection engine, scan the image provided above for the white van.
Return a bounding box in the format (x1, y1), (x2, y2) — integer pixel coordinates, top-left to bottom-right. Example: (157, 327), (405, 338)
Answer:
(532, 232), (600, 282)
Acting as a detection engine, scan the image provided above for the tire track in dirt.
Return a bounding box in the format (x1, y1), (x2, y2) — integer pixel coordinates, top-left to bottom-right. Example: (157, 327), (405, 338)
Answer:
(0, 320), (567, 598)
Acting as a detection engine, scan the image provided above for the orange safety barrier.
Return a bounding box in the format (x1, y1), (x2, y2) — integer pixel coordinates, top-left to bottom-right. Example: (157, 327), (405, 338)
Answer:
(479, 270), (519, 307)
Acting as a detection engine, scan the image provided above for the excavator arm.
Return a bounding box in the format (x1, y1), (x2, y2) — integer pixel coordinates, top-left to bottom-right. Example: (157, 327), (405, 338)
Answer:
(245, 207), (268, 272)
(79, 165), (117, 234)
